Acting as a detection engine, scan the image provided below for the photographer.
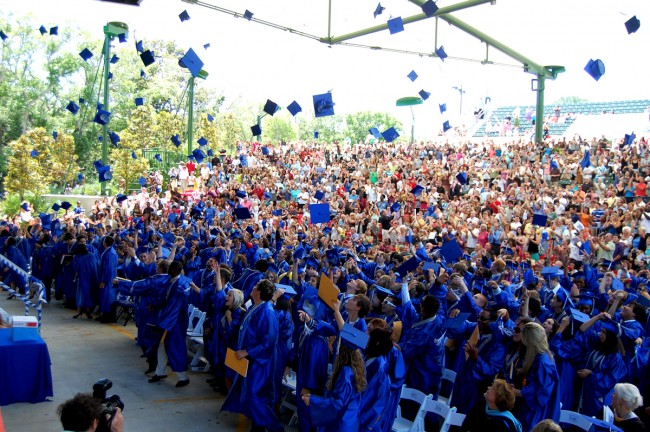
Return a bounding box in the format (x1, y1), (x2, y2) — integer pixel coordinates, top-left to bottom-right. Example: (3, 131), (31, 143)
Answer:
(58, 393), (123, 432)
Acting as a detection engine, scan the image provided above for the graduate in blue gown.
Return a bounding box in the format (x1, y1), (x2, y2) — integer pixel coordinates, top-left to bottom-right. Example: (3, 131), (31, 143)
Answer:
(360, 328), (393, 432)
(512, 322), (561, 432)
(31, 233), (54, 302)
(2, 236), (29, 296)
(221, 279), (284, 432)
(72, 244), (98, 319)
(52, 232), (77, 304)
(303, 343), (366, 432)
(273, 292), (294, 407)
(98, 236), (119, 323)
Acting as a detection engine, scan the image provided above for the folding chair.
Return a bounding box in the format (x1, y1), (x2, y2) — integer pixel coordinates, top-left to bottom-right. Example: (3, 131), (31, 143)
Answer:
(558, 410), (593, 432)
(186, 309), (209, 372)
(418, 398), (465, 432)
(437, 368), (457, 406)
(392, 385), (432, 432)
(115, 293), (135, 326)
(279, 369), (299, 427)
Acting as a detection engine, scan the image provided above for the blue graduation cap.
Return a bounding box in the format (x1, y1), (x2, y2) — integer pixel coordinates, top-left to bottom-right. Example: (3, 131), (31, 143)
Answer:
(369, 127), (382, 139)
(116, 194), (128, 203)
(423, 261), (440, 274)
(440, 239), (463, 263)
(340, 323), (369, 350)
(131, 151), (137, 159)
(140, 50), (155, 67)
(443, 312), (470, 330)
(79, 48), (93, 61)
(135, 40), (144, 53)
(78, 98), (85, 105)
(39, 213), (52, 229)
(314, 131), (319, 139)
(94, 109), (111, 125)
(314, 191), (325, 201)
(293, 247), (306, 260)
(243, 9), (254, 20)
(569, 308), (591, 324)
(135, 97), (144, 106)
(407, 70), (418, 82)
(313, 92), (335, 117)
(162, 232), (177, 246)
(60, 201), (72, 211)
(418, 90), (430, 101)
(263, 99), (279, 116)
(207, 114), (214, 122)
(203, 43), (210, 49)
(625, 16), (640, 34)
(251, 124), (262, 136)
(436, 46), (447, 61)
(272, 209), (283, 217)
(76, 173), (84, 183)
(50, 26), (58, 36)
(197, 137), (208, 146)
(382, 127), (399, 143)
(635, 295), (650, 309)
(245, 225), (255, 235)
(110, 54), (120, 64)
(411, 185), (424, 196)
(97, 165), (112, 182)
(179, 10), (190, 21)
(66, 101), (80, 115)
(171, 134), (182, 147)
(325, 249), (340, 266)
(52, 203), (61, 212)
(373, 3), (385, 18)
(541, 266), (560, 279)
(30, 149), (39, 158)
(153, 153), (163, 163)
(263, 191), (271, 200)
(118, 33), (127, 43)
(387, 17), (404, 34)
(396, 256), (419, 275)
(52, 131), (58, 140)
(390, 202), (401, 213)
(107, 72), (113, 80)
(456, 172), (467, 185)
(287, 100), (302, 116)
(234, 207), (252, 220)
(612, 278), (624, 291)
(624, 133), (636, 145)
(443, 120), (452, 132)
(108, 131), (120, 147)
(0, 30), (7, 41)
(20, 202), (29, 211)
(584, 59), (605, 81)
(422, 0), (439, 17)
(207, 149), (213, 157)
(140, 69), (147, 78)
(39, 25), (47, 35)
(322, 227), (332, 236)
(274, 283), (297, 297)
(192, 148), (206, 163)
(261, 146), (270, 155)
(439, 103), (447, 114)
(310, 203), (330, 224)
(532, 213), (548, 227)
(138, 176), (146, 187)
(236, 190), (247, 199)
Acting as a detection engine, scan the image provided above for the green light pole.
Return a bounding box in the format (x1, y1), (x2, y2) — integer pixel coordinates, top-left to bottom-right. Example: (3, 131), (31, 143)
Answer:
(186, 70), (209, 156)
(100, 22), (128, 196)
(396, 96), (423, 144)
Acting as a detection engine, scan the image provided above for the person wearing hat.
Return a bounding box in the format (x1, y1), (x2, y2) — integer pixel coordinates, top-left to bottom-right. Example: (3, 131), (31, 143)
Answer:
(72, 241), (99, 320)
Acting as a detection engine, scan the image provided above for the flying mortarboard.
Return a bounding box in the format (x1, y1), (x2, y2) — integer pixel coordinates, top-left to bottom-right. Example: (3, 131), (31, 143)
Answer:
(140, 69), (147, 78)
(440, 239), (463, 263)
(272, 209), (283, 216)
(197, 137), (208, 146)
(436, 46), (447, 61)
(263, 99), (279, 116)
(387, 17), (404, 34)
(390, 202), (401, 213)
(154, 154), (163, 162)
(233, 207), (252, 220)
(52, 203), (61, 211)
(274, 283), (297, 297)
(171, 134), (182, 147)
(192, 148), (206, 163)
(79, 48), (93, 61)
(322, 227), (332, 236)
(94, 109), (111, 125)
(20, 202), (29, 211)
(203, 43), (210, 49)
(60, 201), (72, 211)
(39, 213), (52, 228)
(207, 149), (213, 156)
(118, 33), (127, 43)
(251, 124), (262, 136)
(77, 173), (84, 184)
(162, 232), (177, 246)
(140, 50), (155, 67)
(411, 185), (424, 196)
(30, 150), (38, 158)
(313, 92), (335, 117)
(310, 203), (330, 224)
(423, 261), (440, 274)
(532, 213), (548, 227)
(625, 16), (640, 34)
(314, 190), (325, 201)
(135, 40), (144, 53)
(443, 312), (470, 330)
(569, 308), (591, 324)
(110, 54), (120, 64)
(456, 172), (467, 184)
(243, 9), (253, 20)
(369, 127), (382, 139)
(138, 176), (146, 187)
(443, 120), (452, 132)
(584, 59), (605, 81)
(439, 103), (447, 114)
(340, 323), (369, 350)
(236, 190), (247, 199)
(374, 3), (385, 18)
(314, 131), (319, 139)
(50, 26), (58, 36)
(116, 194), (128, 203)
(0, 30), (7, 41)
(612, 278), (624, 291)
(287, 100), (302, 116)
(179, 10), (190, 21)
(97, 165), (112, 182)
(624, 133), (636, 145)
(407, 70), (418, 82)
(67, 101), (80, 115)
(39, 25), (47, 35)
(396, 256), (419, 275)
(293, 247), (306, 260)
(422, 0), (439, 17)
(382, 127), (399, 143)
(207, 114), (214, 122)
(135, 97), (144, 106)
(52, 131), (58, 140)
(418, 90), (430, 101)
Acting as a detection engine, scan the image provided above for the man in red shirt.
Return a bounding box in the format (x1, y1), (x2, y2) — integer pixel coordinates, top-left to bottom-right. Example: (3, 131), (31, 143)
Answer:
(186, 161), (196, 175)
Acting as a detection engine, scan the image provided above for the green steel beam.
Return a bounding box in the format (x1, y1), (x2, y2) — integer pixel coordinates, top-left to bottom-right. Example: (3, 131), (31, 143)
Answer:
(534, 75), (545, 144)
(188, 76), (195, 156)
(323, 0), (492, 45)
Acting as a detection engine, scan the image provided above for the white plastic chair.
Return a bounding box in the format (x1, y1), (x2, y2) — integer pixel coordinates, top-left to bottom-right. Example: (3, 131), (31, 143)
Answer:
(559, 410), (592, 432)
(392, 385), (432, 432)
(186, 308), (208, 372)
(416, 398), (465, 432)
(437, 368), (457, 406)
(186, 308), (205, 337)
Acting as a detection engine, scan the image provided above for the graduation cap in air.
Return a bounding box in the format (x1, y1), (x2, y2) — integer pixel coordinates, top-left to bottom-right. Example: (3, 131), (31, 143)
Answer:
(79, 48), (93, 61)
(233, 207), (252, 220)
(203, 43), (210, 49)
(272, 209), (283, 217)
(325, 248), (340, 266)
(287, 100), (302, 116)
(20, 202), (29, 211)
(50, 26), (58, 36)
(97, 165), (112, 183)
(390, 202), (401, 213)
(140, 69), (147, 79)
(440, 239), (463, 263)
(293, 246), (306, 260)
(624, 133), (636, 145)
(373, 3), (385, 18)
(138, 176), (146, 187)
(407, 70), (418, 82)
(171, 134), (182, 147)
(77, 173), (84, 183)
(52, 203), (61, 212)
(340, 323), (369, 350)
(60, 201), (72, 211)
(179, 10), (190, 21)
(94, 109), (111, 125)
(243, 9), (254, 20)
(131, 151), (137, 159)
(422, 0), (439, 17)
(263, 99), (279, 116)
(135, 40), (144, 53)
(387, 17), (404, 34)
(369, 127), (382, 139)
(382, 127), (399, 143)
(310, 203), (330, 224)
(443, 120), (452, 132)
(39, 213), (52, 229)
(118, 33), (127, 43)
(443, 312), (470, 330)
(207, 149), (213, 157)
(192, 148), (206, 163)
(569, 308), (591, 324)
(66, 101), (80, 115)
(584, 59), (605, 81)
(456, 172), (467, 185)
(116, 194), (128, 203)
(439, 103), (447, 114)
(263, 191), (271, 200)
(411, 185), (424, 196)
(236, 190), (247, 199)
(135, 97), (144, 106)
(612, 278), (624, 291)
(39, 25), (47, 35)
(423, 261), (440, 274)
(322, 227), (332, 236)
(108, 131), (120, 147)
(178, 48), (204, 77)
(418, 90), (430, 101)
(625, 15), (640, 34)
(314, 190), (325, 201)
(314, 131), (319, 139)
(396, 256), (419, 276)
(140, 50), (155, 67)
(197, 137), (208, 146)
(162, 232), (177, 247)
(0, 30), (7, 41)
(436, 46), (447, 61)
(207, 114), (214, 122)
(51, 131), (58, 140)
(110, 54), (120, 64)
(30, 149), (38, 158)
(313, 92), (335, 117)
(532, 213), (548, 227)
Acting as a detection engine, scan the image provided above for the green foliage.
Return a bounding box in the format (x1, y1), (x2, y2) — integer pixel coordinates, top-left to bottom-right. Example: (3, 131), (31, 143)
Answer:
(263, 115), (297, 144)
(553, 96), (589, 105)
(344, 111), (403, 144)
(215, 113), (244, 153)
(0, 192), (52, 218)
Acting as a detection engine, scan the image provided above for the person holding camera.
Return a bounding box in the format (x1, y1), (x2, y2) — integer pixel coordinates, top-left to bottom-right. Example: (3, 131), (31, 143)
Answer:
(58, 393), (123, 432)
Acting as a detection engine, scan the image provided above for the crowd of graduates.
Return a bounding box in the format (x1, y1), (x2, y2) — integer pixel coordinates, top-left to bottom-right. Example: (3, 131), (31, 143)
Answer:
(4, 133), (650, 431)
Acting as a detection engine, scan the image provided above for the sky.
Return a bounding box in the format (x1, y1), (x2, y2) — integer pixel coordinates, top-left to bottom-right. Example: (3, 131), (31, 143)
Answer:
(1, 0), (649, 139)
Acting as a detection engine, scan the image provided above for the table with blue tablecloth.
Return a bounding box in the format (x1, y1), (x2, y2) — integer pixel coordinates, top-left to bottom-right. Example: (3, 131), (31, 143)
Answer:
(0, 328), (53, 405)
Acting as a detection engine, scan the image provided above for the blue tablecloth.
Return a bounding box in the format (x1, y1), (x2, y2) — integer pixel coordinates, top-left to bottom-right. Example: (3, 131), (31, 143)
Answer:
(0, 328), (53, 405)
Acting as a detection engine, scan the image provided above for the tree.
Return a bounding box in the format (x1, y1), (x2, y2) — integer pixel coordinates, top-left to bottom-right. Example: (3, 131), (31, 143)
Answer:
(553, 96), (589, 105)
(344, 111), (403, 144)
(263, 115), (297, 144)
(215, 113), (244, 154)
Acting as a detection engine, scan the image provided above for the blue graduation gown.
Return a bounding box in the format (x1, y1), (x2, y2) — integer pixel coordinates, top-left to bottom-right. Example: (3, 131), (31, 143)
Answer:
(310, 366), (362, 432)
(512, 352), (561, 431)
(273, 309), (294, 405)
(400, 315), (446, 398)
(98, 247), (118, 312)
(578, 348), (628, 417)
(221, 301), (283, 431)
(3, 245), (29, 289)
(359, 356), (391, 432)
(73, 253), (98, 308)
(217, 306), (244, 380)
(383, 346), (407, 432)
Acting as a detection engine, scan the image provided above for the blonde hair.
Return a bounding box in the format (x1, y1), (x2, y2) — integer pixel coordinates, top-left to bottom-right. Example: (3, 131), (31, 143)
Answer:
(531, 420), (562, 432)
(228, 289), (245, 310)
(521, 322), (551, 374)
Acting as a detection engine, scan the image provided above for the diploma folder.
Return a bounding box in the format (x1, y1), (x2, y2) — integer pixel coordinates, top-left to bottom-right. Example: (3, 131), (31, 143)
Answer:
(318, 274), (339, 310)
(225, 348), (249, 378)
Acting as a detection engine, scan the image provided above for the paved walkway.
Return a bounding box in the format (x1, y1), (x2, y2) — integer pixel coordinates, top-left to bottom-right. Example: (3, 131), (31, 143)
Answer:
(0, 296), (276, 431)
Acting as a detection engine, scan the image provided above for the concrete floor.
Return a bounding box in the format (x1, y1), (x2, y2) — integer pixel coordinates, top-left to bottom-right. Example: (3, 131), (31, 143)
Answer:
(1, 296), (296, 432)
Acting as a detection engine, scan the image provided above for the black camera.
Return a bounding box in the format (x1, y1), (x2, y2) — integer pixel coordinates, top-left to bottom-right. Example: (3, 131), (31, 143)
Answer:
(93, 379), (124, 432)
